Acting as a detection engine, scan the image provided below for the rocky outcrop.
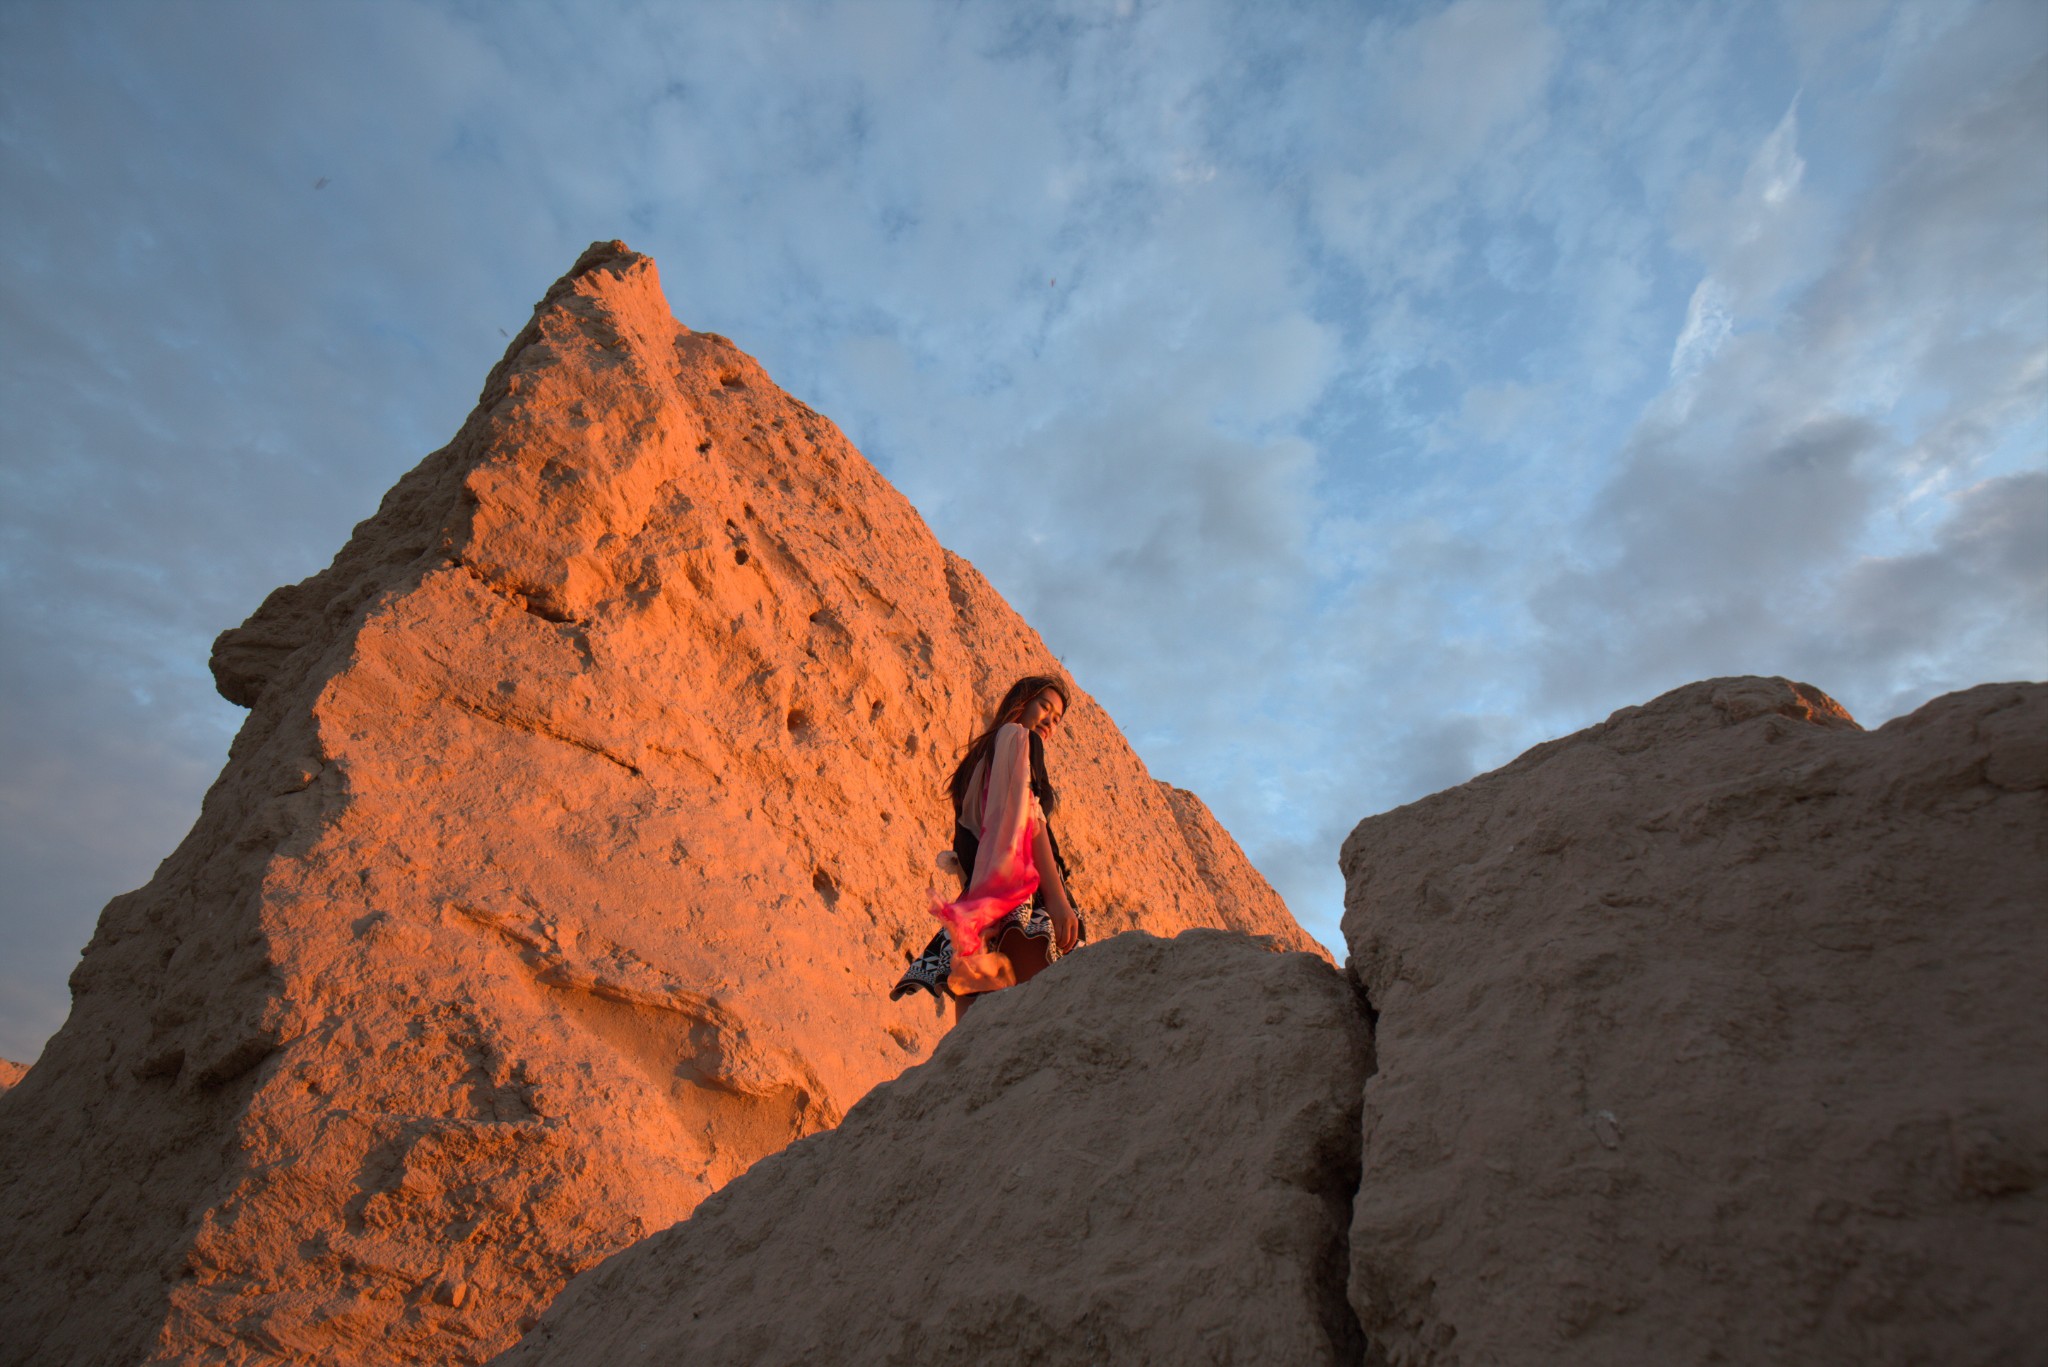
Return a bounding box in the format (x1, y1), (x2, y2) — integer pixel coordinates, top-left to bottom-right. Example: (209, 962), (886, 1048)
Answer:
(0, 1059), (26, 1095)
(1341, 677), (2048, 1366)
(9, 234), (2029, 1367)
(0, 242), (1313, 1367)
(491, 930), (1372, 1367)
(483, 676), (2040, 1367)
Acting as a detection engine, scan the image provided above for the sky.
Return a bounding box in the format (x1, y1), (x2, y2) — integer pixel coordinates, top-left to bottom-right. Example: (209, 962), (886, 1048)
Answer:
(2, 0), (2043, 1062)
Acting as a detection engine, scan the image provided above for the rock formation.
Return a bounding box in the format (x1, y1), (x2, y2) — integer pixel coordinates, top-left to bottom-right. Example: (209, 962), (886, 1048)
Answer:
(1341, 677), (2047, 1365)
(0, 242), (1313, 1367)
(0, 1059), (26, 1095)
(482, 676), (2043, 1367)
(491, 930), (1372, 1367)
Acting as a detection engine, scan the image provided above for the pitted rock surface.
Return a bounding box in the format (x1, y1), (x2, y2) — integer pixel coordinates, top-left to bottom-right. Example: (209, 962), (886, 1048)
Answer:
(491, 930), (1372, 1367)
(0, 242), (1313, 1367)
(1341, 676), (2048, 1367)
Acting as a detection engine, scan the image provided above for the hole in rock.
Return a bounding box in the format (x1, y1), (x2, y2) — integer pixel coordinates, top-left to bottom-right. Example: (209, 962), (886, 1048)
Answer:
(734, 548), (749, 566)
(787, 708), (813, 738)
(812, 868), (839, 910)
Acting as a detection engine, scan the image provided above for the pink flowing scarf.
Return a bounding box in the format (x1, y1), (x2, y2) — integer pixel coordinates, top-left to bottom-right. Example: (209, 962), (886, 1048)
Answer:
(931, 722), (1040, 956)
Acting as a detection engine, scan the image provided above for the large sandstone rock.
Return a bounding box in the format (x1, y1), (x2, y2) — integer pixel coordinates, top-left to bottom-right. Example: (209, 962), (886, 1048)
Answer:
(0, 242), (1313, 1367)
(0, 1059), (26, 1095)
(1340, 677), (2048, 1366)
(491, 930), (1372, 1367)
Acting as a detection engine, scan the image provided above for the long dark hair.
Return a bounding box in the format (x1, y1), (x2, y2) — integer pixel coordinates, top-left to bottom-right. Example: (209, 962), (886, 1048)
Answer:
(948, 674), (1069, 820)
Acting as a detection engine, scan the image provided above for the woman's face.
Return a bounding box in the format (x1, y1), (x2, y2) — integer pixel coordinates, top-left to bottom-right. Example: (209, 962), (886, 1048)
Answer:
(1021, 688), (1066, 741)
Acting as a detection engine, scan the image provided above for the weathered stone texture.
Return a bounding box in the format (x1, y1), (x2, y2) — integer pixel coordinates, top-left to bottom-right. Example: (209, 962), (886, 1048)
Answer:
(0, 243), (1311, 1367)
(492, 930), (1372, 1367)
(1341, 677), (2048, 1367)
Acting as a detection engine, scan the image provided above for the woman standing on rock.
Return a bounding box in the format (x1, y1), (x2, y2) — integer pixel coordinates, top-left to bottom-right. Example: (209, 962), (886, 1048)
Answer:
(891, 675), (1083, 1017)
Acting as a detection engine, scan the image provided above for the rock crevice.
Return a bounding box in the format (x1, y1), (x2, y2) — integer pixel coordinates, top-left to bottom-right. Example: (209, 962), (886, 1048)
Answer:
(486, 675), (2042, 1367)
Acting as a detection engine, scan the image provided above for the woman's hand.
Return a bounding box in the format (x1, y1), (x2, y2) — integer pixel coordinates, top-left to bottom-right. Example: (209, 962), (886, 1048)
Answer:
(1049, 900), (1079, 953)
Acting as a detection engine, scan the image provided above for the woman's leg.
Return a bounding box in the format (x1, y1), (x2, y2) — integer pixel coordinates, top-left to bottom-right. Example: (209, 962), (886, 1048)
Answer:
(993, 923), (1056, 986)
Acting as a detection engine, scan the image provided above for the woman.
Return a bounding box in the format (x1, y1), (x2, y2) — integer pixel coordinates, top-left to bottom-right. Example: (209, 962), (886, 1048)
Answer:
(890, 675), (1084, 1015)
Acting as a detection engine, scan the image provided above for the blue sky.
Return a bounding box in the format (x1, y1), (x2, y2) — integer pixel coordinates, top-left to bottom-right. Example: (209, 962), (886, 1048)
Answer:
(2, 0), (2043, 1061)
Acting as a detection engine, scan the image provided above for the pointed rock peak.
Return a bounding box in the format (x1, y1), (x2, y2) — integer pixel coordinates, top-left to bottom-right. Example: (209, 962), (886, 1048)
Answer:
(3, 241), (1314, 1367)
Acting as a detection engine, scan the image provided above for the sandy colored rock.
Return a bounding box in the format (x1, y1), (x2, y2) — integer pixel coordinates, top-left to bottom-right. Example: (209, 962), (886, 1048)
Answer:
(1340, 676), (2048, 1366)
(0, 1059), (26, 1094)
(493, 929), (1371, 1367)
(0, 242), (1313, 1367)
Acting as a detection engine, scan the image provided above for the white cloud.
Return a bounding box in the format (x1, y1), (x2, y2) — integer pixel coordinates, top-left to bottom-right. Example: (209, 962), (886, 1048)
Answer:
(1746, 100), (1808, 211)
(1669, 276), (1733, 383)
(1, 0), (2041, 1056)
(1527, 0), (2047, 723)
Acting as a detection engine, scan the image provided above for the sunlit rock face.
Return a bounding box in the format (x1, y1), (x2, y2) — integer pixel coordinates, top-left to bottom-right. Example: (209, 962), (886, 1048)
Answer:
(491, 930), (1372, 1367)
(0, 242), (1313, 1367)
(0, 1060), (25, 1095)
(484, 674), (2041, 1367)
(1340, 676), (2048, 1366)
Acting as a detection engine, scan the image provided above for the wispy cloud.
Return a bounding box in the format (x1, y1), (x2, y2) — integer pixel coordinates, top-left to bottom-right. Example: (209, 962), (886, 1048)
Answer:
(0, 0), (2041, 1059)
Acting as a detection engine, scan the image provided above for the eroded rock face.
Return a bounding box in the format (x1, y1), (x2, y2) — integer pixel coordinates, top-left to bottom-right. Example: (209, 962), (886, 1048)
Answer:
(0, 242), (1313, 1367)
(492, 930), (1372, 1367)
(0, 1059), (26, 1094)
(1341, 677), (2048, 1366)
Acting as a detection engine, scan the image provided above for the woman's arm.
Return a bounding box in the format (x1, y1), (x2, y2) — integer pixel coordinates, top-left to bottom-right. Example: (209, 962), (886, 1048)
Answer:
(971, 723), (1035, 889)
(932, 723), (1041, 959)
(1033, 822), (1078, 951)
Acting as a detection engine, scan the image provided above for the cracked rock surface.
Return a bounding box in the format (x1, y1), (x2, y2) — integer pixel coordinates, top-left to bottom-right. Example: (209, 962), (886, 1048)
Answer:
(491, 930), (1374, 1367)
(0, 243), (1312, 1367)
(1341, 676), (2048, 1366)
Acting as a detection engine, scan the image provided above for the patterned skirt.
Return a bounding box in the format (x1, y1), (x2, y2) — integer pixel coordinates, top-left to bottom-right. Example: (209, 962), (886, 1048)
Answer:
(889, 900), (1086, 1002)
(893, 819), (1085, 1003)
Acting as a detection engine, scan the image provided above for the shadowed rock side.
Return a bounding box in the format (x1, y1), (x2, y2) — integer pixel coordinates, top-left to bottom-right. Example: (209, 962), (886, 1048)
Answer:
(492, 930), (1373, 1367)
(1340, 676), (2048, 1366)
(0, 242), (1314, 1367)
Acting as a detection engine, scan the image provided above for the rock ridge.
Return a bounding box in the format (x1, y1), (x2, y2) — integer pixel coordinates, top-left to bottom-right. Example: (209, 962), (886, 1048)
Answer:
(492, 930), (1375, 1367)
(0, 241), (1313, 1367)
(1342, 675), (2046, 1365)
(483, 675), (2041, 1367)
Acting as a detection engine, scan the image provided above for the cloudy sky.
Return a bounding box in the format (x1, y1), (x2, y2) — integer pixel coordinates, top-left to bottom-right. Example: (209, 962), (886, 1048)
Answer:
(3, 0), (2043, 1061)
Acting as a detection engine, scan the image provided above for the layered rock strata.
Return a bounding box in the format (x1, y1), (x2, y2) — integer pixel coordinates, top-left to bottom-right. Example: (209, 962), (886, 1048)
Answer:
(0, 242), (1312, 1367)
(1341, 677), (2048, 1366)
(492, 930), (1373, 1367)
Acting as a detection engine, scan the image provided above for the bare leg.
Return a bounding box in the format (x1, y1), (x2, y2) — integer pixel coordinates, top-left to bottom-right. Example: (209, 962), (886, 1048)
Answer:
(995, 922), (1056, 986)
